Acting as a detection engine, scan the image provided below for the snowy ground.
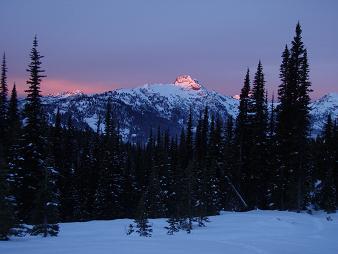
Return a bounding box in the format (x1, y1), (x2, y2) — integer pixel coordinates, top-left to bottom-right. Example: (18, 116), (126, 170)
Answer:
(1, 210), (338, 254)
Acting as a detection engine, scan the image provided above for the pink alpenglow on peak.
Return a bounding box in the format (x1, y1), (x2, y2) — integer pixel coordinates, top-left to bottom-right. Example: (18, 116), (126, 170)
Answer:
(174, 75), (202, 90)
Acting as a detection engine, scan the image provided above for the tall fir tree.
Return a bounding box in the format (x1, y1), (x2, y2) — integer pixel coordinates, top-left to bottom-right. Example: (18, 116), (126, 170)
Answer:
(221, 115), (239, 210)
(247, 61), (268, 209)
(191, 107), (210, 225)
(275, 45), (290, 210)
(0, 144), (17, 240)
(266, 93), (279, 208)
(0, 53), (8, 143)
(276, 23), (312, 211)
(0, 54), (9, 186)
(7, 84), (21, 145)
(0, 53), (14, 240)
(20, 36), (59, 235)
(205, 114), (222, 214)
(320, 115), (336, 213)
(235, 69), (252, 210)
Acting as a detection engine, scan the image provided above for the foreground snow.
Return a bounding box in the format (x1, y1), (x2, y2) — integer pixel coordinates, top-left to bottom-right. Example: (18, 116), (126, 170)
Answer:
(1, 210), (338, 254)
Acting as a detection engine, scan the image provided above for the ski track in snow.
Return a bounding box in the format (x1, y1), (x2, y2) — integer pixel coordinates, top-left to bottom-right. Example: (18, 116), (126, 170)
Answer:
(1, 210), (338, 254)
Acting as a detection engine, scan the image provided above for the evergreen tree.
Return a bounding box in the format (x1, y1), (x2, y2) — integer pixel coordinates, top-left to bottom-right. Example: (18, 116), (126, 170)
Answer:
(180, 161), (194, 233)
(57, 115), (76, 221)
(0, 148), (16, 240)
(205, 114), (222, 214)
(320, 115), (336, 213)
(146, 164), (165, 217)
(164, 137), (181, 232)
(104, 98), (112, 135)
(7, 84), (21, 145)
(221, 115), (239, 210)
(275, 45), (290, 210)
(191, 107), (210, 225)
(154, 127), (172, 216)
(276, 23), (312, 211)
(172, 129), (194, 232)
(0, 57), (9, 210)
(120, 146), (138, 218)
(195, 112), (203, 161)
(0, 53), (14, 240)
(19, 36), (59, 236)
(132, 194), (152, 237)
(269, 93), (276, 138)
(235, 69), (252, 210)
(142, 127), (165, 217)
(247, 61), (268, 208)
(236, 69), (251, 146)
(201, 107), (209, 160)
(30, 164), (59, 237)
(266, 94), (279, 208)
(73, 133), (96, 220)
(165, 216), (179, 235)
(0, 53), (8, 143)
(185, 109), (193, 166)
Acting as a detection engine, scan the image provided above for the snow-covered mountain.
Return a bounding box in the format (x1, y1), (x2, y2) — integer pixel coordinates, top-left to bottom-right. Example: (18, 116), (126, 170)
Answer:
(38, 75), (337, 142)
(310, 92), (338, 135)
(40, 75), (238, 142)
(47, 89), (85, 98)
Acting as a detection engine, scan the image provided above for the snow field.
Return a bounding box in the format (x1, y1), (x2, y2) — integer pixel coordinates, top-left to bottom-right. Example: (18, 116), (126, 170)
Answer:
(1, 210), (338, 254)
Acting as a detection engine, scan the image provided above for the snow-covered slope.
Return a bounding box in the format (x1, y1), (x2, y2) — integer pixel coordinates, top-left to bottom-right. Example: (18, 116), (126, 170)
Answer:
(36, 76), (336, 141)
(2, 211), (338, 254)
(310, 93), (338, 135)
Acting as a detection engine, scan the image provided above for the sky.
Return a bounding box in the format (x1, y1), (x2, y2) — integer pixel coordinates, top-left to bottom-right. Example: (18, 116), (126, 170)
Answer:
(0, 0), (337, 99)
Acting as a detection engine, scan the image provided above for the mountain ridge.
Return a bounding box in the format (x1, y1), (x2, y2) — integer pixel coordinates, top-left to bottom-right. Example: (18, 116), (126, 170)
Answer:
(25, 75), (338, 142)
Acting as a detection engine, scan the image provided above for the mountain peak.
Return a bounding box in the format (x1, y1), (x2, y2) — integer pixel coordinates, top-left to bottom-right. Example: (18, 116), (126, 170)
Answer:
(174, 75), (201, 90)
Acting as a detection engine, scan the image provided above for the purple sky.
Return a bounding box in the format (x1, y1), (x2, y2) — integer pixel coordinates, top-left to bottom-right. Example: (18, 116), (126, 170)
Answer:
(1, 0), (337, 98)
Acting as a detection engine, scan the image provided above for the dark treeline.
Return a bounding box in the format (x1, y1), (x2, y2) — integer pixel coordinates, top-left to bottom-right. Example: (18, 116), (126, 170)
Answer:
(0, 24), (337, 239)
